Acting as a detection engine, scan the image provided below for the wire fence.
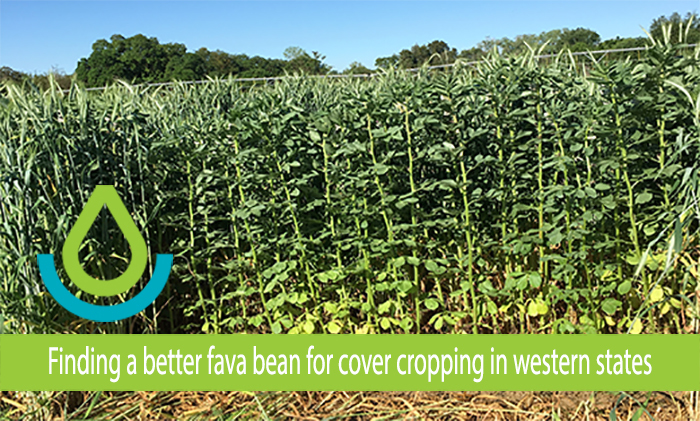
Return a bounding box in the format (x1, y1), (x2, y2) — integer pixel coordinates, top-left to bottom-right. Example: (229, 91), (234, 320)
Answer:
(62, 43), (699, 93)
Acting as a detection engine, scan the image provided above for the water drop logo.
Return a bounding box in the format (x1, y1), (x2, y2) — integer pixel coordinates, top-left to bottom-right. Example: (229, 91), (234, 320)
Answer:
(37, 185), (173, 322)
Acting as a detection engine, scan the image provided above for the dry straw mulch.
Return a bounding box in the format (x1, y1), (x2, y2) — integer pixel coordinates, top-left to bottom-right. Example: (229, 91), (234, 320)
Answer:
(1, 390), (694, 420)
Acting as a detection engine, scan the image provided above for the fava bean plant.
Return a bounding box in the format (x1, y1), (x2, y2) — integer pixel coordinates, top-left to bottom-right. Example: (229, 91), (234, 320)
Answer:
(1, 39), (700, 335)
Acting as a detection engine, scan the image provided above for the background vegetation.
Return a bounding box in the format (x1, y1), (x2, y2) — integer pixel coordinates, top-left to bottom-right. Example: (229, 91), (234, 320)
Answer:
(2, 12), (698, 90)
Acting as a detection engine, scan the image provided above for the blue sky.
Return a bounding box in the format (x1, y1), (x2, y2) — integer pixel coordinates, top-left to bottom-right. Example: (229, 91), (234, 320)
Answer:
(1, 1), (698, 74)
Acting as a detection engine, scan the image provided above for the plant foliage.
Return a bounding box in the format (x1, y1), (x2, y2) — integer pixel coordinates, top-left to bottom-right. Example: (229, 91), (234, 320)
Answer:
(2, 40), (700, 335)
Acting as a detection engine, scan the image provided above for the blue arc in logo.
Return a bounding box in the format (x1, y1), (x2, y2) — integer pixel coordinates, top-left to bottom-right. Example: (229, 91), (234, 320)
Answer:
(37, 254), (173, 322)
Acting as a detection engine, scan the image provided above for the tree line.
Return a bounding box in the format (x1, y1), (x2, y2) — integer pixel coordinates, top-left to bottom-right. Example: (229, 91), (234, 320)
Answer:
(2, 11), (698, 89)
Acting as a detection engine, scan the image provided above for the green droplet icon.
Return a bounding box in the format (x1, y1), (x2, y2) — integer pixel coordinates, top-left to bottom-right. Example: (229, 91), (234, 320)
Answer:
(62, 185), (148, 297)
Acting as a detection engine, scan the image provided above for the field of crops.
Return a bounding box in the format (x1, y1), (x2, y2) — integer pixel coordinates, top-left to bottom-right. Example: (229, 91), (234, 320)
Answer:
(1, 42), (700, 338)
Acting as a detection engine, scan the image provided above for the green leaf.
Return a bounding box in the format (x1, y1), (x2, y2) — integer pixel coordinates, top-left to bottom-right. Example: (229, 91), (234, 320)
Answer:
(375, 164), (390, 175)
(327, 321), (341, 334)
(324, 302), (338, 314)
(263, 279), (277, 293)
(601, 298), (622, 316)
(649, 287), (664, 303)
(378, 301), (392, 314)
(399, 317), (413, 331)
(308, 131), (321, 142)
(434, 316), (444, 330)
(303, 320), (315, 334)
(433, 266), (447, 275)
(635, 192), (652, 205)
(425, 260), (439, 272)
(486, 300), (497, 315)
(406, 256), (420, 266)
(272, 261), (287, 274)
(617, 280), (632, 295)
(673, 217), (683, 254)
(629, 319), (643, 334)
(380, 317), (391, 330)
(527, 302), (538, 317)
(398, 281), (413, 292)
(536, 300), (548, 315)
(424, 298), (439, 310)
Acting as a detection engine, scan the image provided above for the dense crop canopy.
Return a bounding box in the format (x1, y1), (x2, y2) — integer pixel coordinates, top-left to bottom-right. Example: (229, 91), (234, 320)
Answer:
(1, 43), (700, 335)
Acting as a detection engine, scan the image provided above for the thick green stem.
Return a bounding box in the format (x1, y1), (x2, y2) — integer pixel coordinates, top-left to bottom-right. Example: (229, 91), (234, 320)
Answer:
(225, 167), (248, 325)
(536, 102), (545, 277)
(367, 115), (402, 308)
(233, 139), (273, 330)
(459, 160), (478, 334)
(186, 159), (209, 327)
(403, 109), (422, 333)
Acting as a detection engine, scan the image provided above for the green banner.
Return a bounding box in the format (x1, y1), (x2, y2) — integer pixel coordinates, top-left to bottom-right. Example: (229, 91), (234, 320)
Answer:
(0, 335), (697, 391)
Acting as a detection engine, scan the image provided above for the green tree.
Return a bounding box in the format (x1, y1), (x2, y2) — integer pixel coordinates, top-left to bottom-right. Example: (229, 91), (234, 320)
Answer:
(472, 28), (600, 56)
(164, 53), (207, 81)
(284, 48), (331, 74)
(556, 28), (601, 51)
(76, 34), (191, 87)
(457, 47), (485, 62)
(1, 66), (72, 90)
(0, 66), (27, 83)
(343, 62), (372, 75)
(238, 56), (287, 78)
(283, 46), (307, 60)
(375, 54), (399, 69)
(376, 40), (457, 69)
(598, 36), (648, 50)
(195, 48), (241, 77)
